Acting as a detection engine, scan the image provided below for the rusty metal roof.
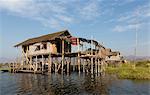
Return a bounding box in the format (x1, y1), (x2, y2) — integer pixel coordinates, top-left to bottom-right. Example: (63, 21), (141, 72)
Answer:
(14, 30), (71, 47)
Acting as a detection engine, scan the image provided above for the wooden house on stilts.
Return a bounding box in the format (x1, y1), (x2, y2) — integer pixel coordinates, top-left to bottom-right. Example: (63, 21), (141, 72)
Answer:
(13, 30), (123, 74)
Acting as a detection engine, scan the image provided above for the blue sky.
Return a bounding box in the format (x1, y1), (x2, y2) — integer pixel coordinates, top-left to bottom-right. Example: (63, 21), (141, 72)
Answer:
(0, 0), (150, 59)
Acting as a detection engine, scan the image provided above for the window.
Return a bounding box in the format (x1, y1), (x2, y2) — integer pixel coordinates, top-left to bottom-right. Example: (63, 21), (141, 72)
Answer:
(43, 44), (47, 49)
(35, 45), (40, 51)
(41, 43), (47, 49)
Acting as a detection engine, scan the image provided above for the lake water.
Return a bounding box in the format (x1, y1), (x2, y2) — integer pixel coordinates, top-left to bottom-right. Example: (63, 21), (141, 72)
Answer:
(0, 72), (150, 95)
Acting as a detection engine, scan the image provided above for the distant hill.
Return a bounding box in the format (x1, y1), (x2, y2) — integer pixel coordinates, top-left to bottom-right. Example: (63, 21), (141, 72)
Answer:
(124, 55), (150, 61)
(0, 57), (14, 63)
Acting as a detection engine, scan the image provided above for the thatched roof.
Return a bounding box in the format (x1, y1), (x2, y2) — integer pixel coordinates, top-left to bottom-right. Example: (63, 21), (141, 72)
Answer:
(14, 30), (71, 47)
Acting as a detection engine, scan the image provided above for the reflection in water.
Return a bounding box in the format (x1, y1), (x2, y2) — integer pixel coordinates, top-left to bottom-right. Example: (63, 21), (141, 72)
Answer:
(1, 72), (150, 95)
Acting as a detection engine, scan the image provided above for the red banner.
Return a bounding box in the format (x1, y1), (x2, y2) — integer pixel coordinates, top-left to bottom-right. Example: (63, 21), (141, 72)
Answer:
(70, 37), (77, 45)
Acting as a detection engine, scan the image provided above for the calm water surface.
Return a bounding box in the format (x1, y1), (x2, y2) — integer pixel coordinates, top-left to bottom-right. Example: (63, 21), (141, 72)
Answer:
(0, 72), (150, 95)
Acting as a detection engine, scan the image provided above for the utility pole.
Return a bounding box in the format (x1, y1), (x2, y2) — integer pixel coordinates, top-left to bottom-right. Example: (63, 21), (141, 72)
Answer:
(134, 11), (138, 68)
(135, 25), (138, 60)
(133, 23), (138, 69)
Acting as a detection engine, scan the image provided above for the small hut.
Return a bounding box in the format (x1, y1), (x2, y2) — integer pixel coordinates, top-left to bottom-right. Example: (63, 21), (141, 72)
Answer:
(15, 30), (71, 54)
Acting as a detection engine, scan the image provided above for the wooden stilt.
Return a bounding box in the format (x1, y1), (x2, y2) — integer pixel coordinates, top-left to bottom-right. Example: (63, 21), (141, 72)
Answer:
(73, 57), (75, 71)
(62, 39), (65, 74)
(101, 60), (105, 72)
(100, 60), (103, 73)
(78, 39), (80, 73)
(95, 58), (97, 74)
(83, 59), (85, 73)
(29, 56), (32, 70)
(42, 55), (44, 72)
(91, 57), (93, 74)
(48, 54), (52, 73)
(21, 47), (24, 70)
(86, 59), (89, 73)
(12, 62), (14, 73)
(55, 58), (57, 73)
(67, 57), (70, 73)
(98, 59), (100, 73)
(86, 59), (88, 73)
(78, 54), (80, 73)
(57, 63), (61, 73)
(35, 56), (38, 72)
(77, 38), (80, 73)
(95, 45), (98, 74)
(91, 39), (93, 74)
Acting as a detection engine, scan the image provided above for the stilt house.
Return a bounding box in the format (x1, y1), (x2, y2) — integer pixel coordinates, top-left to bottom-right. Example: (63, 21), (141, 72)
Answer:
(13, 30), (122, 74)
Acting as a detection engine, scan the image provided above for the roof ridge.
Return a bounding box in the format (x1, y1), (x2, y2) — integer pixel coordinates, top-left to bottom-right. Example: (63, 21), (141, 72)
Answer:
(29, 30), (68, 40)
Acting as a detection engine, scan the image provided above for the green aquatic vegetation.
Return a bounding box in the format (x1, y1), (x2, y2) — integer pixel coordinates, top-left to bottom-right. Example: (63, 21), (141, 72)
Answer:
(106, 61), (150, 80)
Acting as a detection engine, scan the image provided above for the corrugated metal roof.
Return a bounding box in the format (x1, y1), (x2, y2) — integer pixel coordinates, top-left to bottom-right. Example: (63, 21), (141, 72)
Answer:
(14, 30), (71, 47)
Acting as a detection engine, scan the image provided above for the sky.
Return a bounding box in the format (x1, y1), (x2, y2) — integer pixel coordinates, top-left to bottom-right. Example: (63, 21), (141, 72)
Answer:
(0, 0), (150, 60)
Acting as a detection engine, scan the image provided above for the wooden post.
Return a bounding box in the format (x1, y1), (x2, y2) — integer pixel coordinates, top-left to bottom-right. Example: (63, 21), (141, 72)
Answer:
(73, 57), (75, 71)
(91, 57), (93, 74)
(77, 38), (80, 73)
(21, 47), (24, 70)
(27, 46), (29, 70)
(83, 59), (85, 73)
(101, 60), (103, 73)
(29, 56), (32, 70)
(42, 55), (44, 72)
(62, 39), (65, 74)
(48, 53), (52, 73)
(67, 57), (70, 73)
(55, 58), (57, 73)
(102, 60), (106, 72)
(95, 46), (98, 74)
(35, 56), (38, 72)
(91, 39), (93, 74)
(95, 58), (97, 74)
(87, 59), (90, 73)
(12, 62), (14, 73)
(98, 59), (100, 73)
(23, 46), (29, 70)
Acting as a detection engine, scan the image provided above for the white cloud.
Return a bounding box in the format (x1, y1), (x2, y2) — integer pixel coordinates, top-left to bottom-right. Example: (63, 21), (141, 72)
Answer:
(113, 4), (150, 32)
(112, 0), (136, 6)
(55, 15), (73, 23)
(118, 4), (150, 23)
(78, 1), (100, 20)
(113, 25), (125, 32)
(113, 24), (141, 32)
(0, 0), (101, 29)
(0, 0), (35, 15)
